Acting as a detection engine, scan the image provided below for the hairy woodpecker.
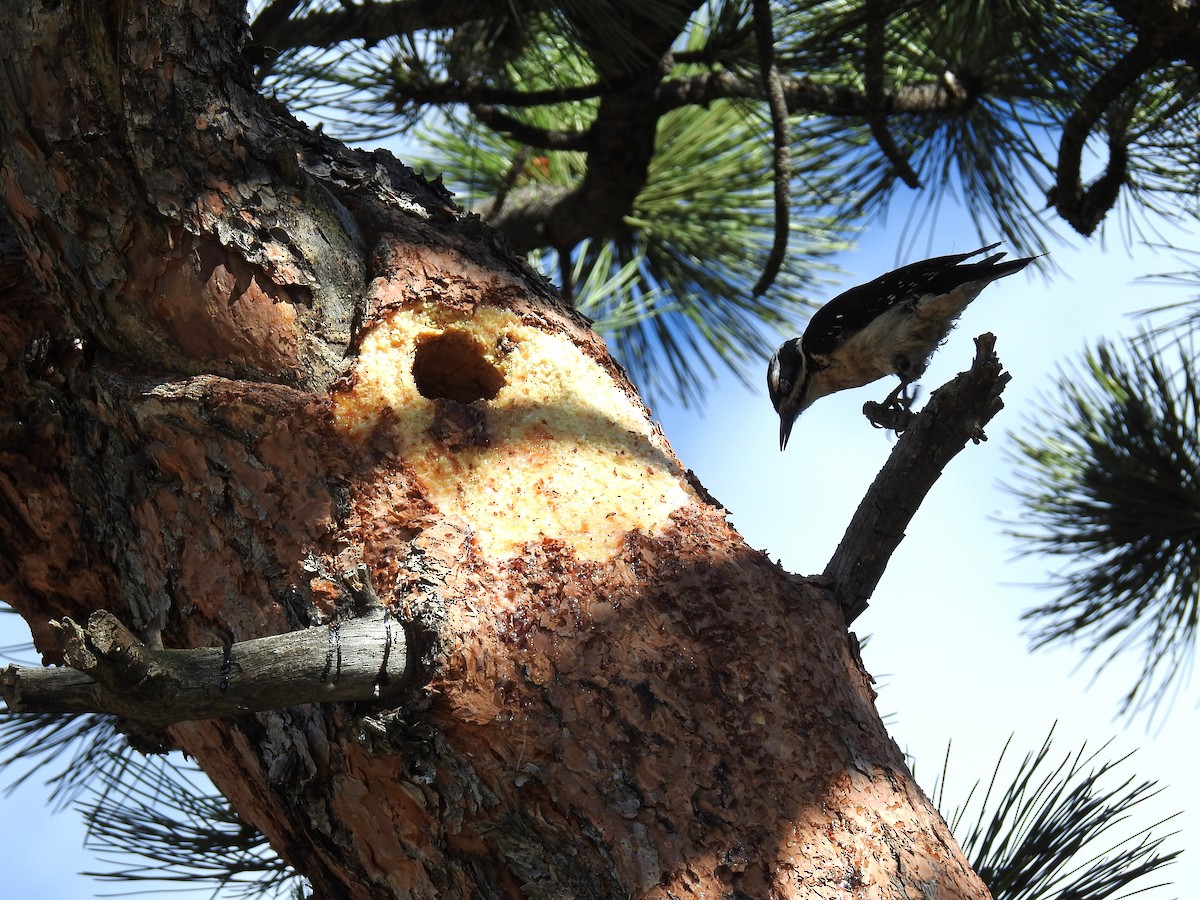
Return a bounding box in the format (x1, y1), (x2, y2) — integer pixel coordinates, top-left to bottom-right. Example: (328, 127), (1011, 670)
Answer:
(767, 243), (1035, 449)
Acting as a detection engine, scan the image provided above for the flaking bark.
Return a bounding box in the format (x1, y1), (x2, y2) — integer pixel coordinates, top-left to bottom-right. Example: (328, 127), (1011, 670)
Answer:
(0, 1), (993, 897)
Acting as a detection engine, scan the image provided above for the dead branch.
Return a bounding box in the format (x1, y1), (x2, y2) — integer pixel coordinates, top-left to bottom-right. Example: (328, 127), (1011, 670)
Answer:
(825, 333), (1009, 624)
(2, 598), (409, 727)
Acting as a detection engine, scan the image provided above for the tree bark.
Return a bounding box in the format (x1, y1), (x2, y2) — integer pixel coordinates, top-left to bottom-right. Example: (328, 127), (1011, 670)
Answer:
(0, 2), (991, 898)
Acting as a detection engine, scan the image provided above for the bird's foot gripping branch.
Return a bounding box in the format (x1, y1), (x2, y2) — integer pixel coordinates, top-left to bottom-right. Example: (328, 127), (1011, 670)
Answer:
(768, 244), (1033, 448)
(826, 333), (1010, 624)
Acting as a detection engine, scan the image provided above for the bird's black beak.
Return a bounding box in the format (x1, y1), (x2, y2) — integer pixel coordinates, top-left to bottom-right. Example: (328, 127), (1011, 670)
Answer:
(779, 415), (796, 451)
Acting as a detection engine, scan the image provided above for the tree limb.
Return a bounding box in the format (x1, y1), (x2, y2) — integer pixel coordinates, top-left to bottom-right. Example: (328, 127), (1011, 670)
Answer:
(864, 0), (921, 189)
(3, 600), (410, 727)
(1108, 0), (1200, 70)
(396, 76), (630, 110)
(825, 334), (1010, 624)
(252, 0), (513, 53)
(656, 70), (976, 118)
(469, 103), (593, 151)
(750, 0), (791, 297)
(1051, 40), (1155, 236)
(249, 0), (303, 44)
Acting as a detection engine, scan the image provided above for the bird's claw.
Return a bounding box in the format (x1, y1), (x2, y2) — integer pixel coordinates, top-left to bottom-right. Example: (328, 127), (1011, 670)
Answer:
(864, 381), (918, 432)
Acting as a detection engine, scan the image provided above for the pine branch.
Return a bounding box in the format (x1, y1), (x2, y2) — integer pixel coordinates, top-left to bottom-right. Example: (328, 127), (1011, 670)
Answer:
(394, 75), (631, 109)
(750, 0), (791, 297)
(826, 334), (1010, 624)
(1108, 0), (1200, 71)
(941, 729), (1181, 900)
(655, 70), (977, 118)
(469, 103), (592, 151)
(252, 0), (513, 53)
(1052, 40), (1156, 236)
(2, 570), (410, 726)
(0, 711), (127, 808)
(79, 754), (302, 899)
(1006, 333), (1200, 722)
(864, 0), (920, 189)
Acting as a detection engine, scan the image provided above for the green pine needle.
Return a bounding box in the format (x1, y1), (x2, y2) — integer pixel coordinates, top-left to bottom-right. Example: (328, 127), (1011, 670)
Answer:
(80, 753), (302, 899)
(936, 729), (1180, 900)
(1007, 332), (1200, 722)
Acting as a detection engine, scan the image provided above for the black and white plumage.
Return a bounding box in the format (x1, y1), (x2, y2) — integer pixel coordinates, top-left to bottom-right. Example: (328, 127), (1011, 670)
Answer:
(767, 243), (1035, 449)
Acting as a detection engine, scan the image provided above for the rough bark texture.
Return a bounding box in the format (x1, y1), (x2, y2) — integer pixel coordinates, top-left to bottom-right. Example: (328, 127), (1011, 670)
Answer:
(0, 2), (991, 898)
(829, 335), (1010, 624)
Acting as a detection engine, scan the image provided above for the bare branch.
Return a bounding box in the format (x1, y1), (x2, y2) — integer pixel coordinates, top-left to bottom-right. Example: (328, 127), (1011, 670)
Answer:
(2, 597), (410, 727)
(252, 0), (513, 52)
(864, 0), (920, 189)
(656, 70), (976, 118)
(1052, 40), (1156, 236)
(397, 76), (630, 109)
(750, 0), (791, 297)
(469, 103), (593, 151)
(825, 334), (1010, 624)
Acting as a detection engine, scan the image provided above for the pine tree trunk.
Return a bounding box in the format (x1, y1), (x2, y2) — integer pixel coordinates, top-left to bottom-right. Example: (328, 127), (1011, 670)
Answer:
(0, 2), (989, 897)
